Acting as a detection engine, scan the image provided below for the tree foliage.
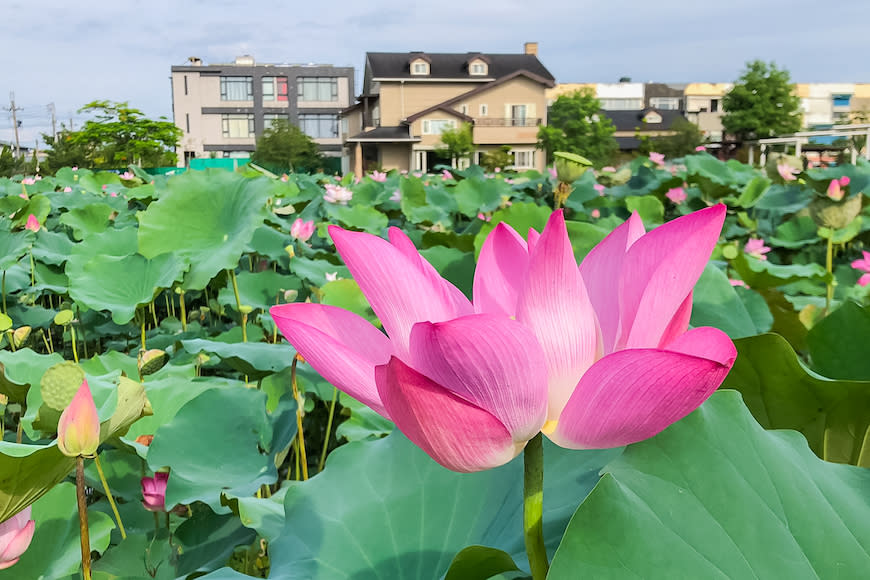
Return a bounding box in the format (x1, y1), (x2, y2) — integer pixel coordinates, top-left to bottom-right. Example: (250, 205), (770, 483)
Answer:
(44, 101), (182, 170)
(722, 61), (802, 141)
(435, 122), (474, 164)
(479, 146), (514, 172)
(251, 119), (322, 173)
(640, 117), (706, 158)
(538, 89), (617, 166)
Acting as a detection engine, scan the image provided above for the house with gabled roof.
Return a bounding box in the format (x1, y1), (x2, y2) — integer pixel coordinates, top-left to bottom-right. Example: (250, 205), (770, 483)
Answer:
(341, 43), (555, 174)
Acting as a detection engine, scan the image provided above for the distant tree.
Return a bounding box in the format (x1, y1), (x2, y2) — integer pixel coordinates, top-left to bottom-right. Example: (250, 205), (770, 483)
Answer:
(251, 120), (322, 173)
(640, 118), (706, 158)
(56, 101), (182, 169)
(479, 146), (513, 172)
(435, 122), (474, 166)
(538, 89), (617, 166)
(0, 146), (24, 177)
(42, 126), (90, 174)
(722, 60), (802, 141)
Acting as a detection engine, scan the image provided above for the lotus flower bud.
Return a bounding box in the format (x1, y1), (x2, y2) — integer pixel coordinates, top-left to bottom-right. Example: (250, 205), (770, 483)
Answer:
(0, 506), (35, 570)
(141, 472), (169, 512)
(56, 379), (100, 457)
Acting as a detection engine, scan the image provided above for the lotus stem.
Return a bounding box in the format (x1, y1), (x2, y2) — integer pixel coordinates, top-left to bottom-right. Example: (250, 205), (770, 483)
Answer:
(318, 387), (339, 473)
(29, 248), (35, 288)
(70, 324), (79, 364)
(76, 456), (93, 580)
(825, 236), (834, 313)
(290, 357), (308, 480)
(523, 433), (548, 580)
(228, 269), (247, 343)
(150, 301), (158, 328)
(2, 270), (6, 314)
(140, 310), (147, 352)
(94, 455), (126, 539)
(178, 290), (187, 332)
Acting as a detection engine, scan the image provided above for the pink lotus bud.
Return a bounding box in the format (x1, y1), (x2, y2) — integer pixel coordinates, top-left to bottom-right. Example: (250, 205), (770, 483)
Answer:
(63, 186), (72, 193)
(441, 169), (453, 181)
(590, 209), (601, 219)
(839, 176), (850, 187)
(0, 507), (35, 570)
(827, 179), (844, 201)
(477, 212), (492, 222)
(141, 472), (169, 512)
(776, 163), (797, 182)
(666, 187), (687, 204)
(729, 278), (750, 289)
(695, 145), (707, 152)
(852, 251), (870, 286)
(744, 238), (771, 261)
(548, 167), (557, 179)
(290, 218), (315, 242)
(601, 166), (616, 172)
(593, 183), (606, 196)
(370, 170), (387, 182)
(649, 152), (665, 166)
(57, 379), (101, 457)
(24, 214), (40, 233)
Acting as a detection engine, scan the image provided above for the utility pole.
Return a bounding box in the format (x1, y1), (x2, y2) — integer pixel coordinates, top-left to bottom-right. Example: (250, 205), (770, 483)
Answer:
(7, 92), (22, 158)
(48, 102), (57, 140)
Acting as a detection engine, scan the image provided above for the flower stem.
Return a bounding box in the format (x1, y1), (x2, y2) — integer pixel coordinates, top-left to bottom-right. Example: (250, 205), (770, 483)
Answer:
(290, 357), (308, 480)
(178, 290), (187, 332)
(93, 455), (126, 539)
(228, 269), (247, 343)
(524, 432), (548, 580)
(317, 387), (339, 473)
(825, 235), (834, 313)
(70, 324), (79, 364)
(76, 456), (93, 580)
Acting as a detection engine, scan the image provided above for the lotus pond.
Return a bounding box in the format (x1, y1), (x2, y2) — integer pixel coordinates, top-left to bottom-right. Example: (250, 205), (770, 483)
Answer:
(0, 153), (868, 579)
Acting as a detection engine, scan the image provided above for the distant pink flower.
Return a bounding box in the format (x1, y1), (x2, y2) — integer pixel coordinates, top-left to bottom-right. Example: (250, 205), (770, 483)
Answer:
(666, 187), (687, 204)
(590, 209), (601, 219)
(649, 152), (665, 166)
(593, 183), (606, 195)
(601, 166), (616, 172)
(323, 183), (353, 205)
(0, 506), (35, 570)
(24, 214), (40, 232)
(325, 272), (339, 282)
(141, 472), (169, 512)
(413, 171), (423, 178)
(744, 238), (771, 261)
(71, 166), (78, 171)
(478, 212), (492, 222)
(839, 176), (850, 187)
(494, 167), (501, 173)
(695, 145), (707, 152)
(280, 174), (289, 182)
(390, 189), (402, 202)
(57, 379), (101, 457)
(370, 170), (387, 182)
(109, 192), (118, 197)
(18, 193), (28, 200)
(101, 184), (107, 190)
(504, 178), (514, 184)
(120, 171), (135, 180)
(548, 167), (557, 179)
(729, 279), (749, 289)
(776, 163), (797, 182)
(827, 179), (844, 201)
(290, 218), (315, 242)
(441, 169), (453, 181)
(21, 177), (35, 185)
(851, 251), (870, 286)
(63, 186), (72, 193)
(400, 169), (408, 175)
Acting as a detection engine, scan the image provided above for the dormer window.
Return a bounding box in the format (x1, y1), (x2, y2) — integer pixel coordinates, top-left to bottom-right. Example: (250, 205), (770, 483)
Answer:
(470, 62), (487, 75)
(411, 59), (430, 75)
(643, 111), (662, 124)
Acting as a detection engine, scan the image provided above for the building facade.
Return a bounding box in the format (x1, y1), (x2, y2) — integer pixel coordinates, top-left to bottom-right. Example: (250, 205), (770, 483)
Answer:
(342, 43), (554, 173)
(170, 56), (354, 167)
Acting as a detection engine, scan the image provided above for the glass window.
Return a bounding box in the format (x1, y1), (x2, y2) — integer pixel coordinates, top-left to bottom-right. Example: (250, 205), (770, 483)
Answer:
(264, 114), (288, 130)
(833, 94), (851, 107)
(479, 104), (488, 116)
(299, 114), (339, 138)
(412, 61), (429, 75)
(422, 119), (456, 135)
(220, 76), (253, 101)
(513, 150), (535, 168)
(600, 98), (643, 110)
(470, 62), (487, 75)
(511, 105), (528, 126)
(297, 77), (338, 102)
(221, 114), (255, 138)
(650, 97), (680, 110)
(262, 77), (275, 101)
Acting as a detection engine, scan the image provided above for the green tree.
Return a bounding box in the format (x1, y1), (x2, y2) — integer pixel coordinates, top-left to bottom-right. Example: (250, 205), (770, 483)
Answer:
(479, 145), (514, 171)
(641, 118), (706, 158)
(251, 119), (322, 173)
(0, 146), (24, 177)
(435, 122), (474, 165)
(722, 60), (802, 141)
(56, 101), (182, 169)
(42, 125), (91, 174)
(538, 89), (617, 166)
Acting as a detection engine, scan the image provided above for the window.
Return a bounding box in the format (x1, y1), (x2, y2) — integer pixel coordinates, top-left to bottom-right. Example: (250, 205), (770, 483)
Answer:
(299, 114), (339, 138)
(470, 62), (487, 75)
(185, 113), (190, 133)
(264, 114), (288, 130)
(220, 76), (253, 101)
(298, 77), (338, 102)
(650, 97), (680, 110)
(460, 104), (468, 115)
(513, 150), (535, 169)
(183, 75), (188, 95)
(221, 114), (255, 138)
(511, 105), (528, 126)
(832, 94), (851, 107)
(422, 119), (456, 135)
(600, 98), (643, 110)
(710, 99), (719, 113)
(479, 104), (488, 116)
(263, 76), (289, 102)
(643, 112), (663, 124)
(411, 61), (429, 75)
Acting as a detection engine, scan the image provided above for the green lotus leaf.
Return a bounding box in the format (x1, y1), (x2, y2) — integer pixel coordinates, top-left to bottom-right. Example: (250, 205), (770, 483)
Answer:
(322, 202), (389, 234)
(806, 300), (870, 381)
(690, 263), (771, 338)
(217, 270), (301, 313)
(454, 176), (507, 218)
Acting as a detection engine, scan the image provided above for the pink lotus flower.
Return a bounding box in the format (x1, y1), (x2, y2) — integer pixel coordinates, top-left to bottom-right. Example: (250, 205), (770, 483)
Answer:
(21, 177), (35, 185)
(729, 278), (749, 289)
(323, 183), (353, 205)
(390, 189), (402, 202)
(24, 214), (40, 233)
(666, 187), (687, 204)
(649, 152), (665, 166)
(827, 179), (844, 201)
(0, 507), (35, 570)
(63, 186), (72, 193)
(441, 169), (454, 181)
(593, 183), (606, 195)
(776, 163), (797, 182)
(590, 209), (601, 219)
(548, 167), (558, 179)
(290, 218), (315, 242)
(56, 379), (101, 457)
(494, 167), (501, 173)
(280, 174), (289, 182)
(272, 205), (734, 470)
(851, 251), (870, 286)
(839, 176), (850, 187)
(477, 212), (491, 222)
(601, 166), (616, 172)
(120, 171), (135, 180)
(744, 238), (771, 260)
(695, 145), (707, 152)
(370, 170), (387, 182)
(141, 472), (169, 512)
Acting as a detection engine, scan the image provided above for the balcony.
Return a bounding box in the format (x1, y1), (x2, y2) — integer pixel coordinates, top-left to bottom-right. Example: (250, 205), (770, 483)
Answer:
(474, 117), (543, 127)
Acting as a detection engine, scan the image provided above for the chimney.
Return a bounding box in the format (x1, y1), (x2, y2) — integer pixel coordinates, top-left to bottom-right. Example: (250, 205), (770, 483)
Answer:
(524, 42), (538, 56)
(188, 56), (203, 66)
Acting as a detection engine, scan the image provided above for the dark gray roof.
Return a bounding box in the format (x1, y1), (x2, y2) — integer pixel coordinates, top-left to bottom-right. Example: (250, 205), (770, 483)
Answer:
(604, 109), (684, 132)
(615, 136), (642, 150)
(365, 52), (555, 82)
(346, 125), (420, 142)
(644, 83), (686, 99)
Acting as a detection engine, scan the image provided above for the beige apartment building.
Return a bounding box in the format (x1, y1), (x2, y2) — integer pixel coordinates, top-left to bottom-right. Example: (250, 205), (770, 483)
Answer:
(342, 43), (554, 173)
(170, 56), (354, 168)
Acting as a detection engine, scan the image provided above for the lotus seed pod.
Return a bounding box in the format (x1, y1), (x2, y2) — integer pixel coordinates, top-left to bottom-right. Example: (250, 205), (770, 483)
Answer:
(808, 195), (862, 230)
(12, 326), (31, 348)
(53, 310), (74, 326)
(138, 349), (169, 377)
(40, 362), (86, 411)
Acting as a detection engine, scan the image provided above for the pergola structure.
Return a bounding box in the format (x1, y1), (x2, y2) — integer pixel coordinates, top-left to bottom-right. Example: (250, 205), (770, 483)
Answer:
(748, 124), (870, 166)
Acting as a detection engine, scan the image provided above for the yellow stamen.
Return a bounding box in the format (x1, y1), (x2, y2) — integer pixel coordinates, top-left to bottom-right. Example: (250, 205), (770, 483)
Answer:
(541, 420), (558, 435)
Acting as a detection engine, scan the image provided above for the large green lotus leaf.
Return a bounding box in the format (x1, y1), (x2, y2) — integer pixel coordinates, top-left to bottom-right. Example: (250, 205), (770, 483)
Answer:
(146, 387), (296, 512)
(721, 333), (870, 466)
(690, 263), (770, 338)
(334, 392), (394, 442)
(323, 202), (389, 234)
(624, 194), (664, 226)
(137, 171), (273, 290)
(247, 224), (292, 264)
(13, 194), (51, 228)
(474, 202), (552, 256)
(0, 348), (64, 404)
(78, 350), (140, 379)
(58, 203), (114, 241)
(0, 482), (115, 580)
(730, 252), (829, 289)
(180, 338), (295, 379)
(264, 430), (619, 579)
(806, 300), (870, 381)
(31, 228), (75, 266)
(217, 270), (301, 312)
(174, 508), (257, 578)
(754, 184), (815, 213)
(399, 175), (427, 216)
(91, 533), (177, 580)
(564, 221), (610, 263)
(67, 252), (185, 324)
(224, 485), (289, 543)
(288, 255), (350, 286)
(454, 177), (506, 217)
(734, 175), (771, 208)
(319, 278), (377, 323)
(32, 260), (69, 294)
(768, 214), (820, 248)
(0, 228), (31, 270)
(548, 391), (870, 578)
(419, 246), (475, 299)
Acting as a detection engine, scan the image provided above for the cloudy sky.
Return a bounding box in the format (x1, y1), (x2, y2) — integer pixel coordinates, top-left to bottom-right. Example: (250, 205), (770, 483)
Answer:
(1, 0), (867, 147)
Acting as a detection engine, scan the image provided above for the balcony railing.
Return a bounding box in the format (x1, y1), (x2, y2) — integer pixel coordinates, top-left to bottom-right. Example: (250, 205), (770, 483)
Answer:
(474, 117), (543, 127)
